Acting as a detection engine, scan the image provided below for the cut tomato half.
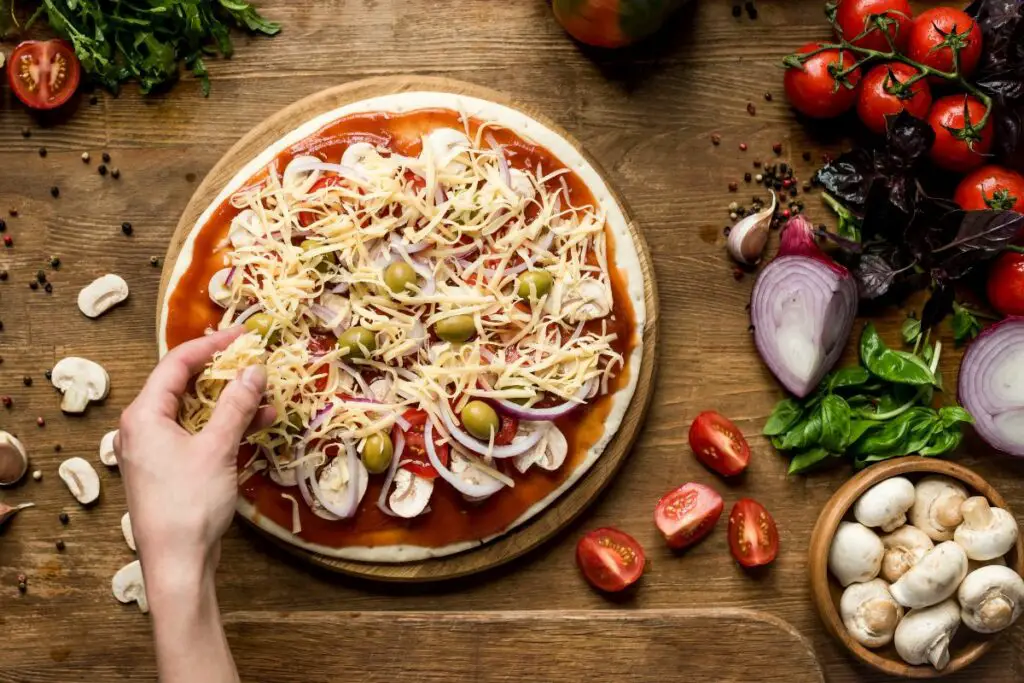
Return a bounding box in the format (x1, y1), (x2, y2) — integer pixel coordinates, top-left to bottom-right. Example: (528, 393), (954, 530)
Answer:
(8, 40), (81, 110)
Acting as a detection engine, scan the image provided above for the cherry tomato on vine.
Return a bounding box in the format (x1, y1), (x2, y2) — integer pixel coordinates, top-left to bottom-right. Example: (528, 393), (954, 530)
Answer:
(7, 40), (81, 110)
(688, 411), (750, 476)
(987, 253), (1024, 317)
(727, 499), (779, 568)
(654, 482), (724, 550)
(954, 166), (1024, 213)
(906, 7), (983, 81)
(834, 0), (913, 52)
(856, 62), (932, 134)
(784, 44), (862, 119)
(927, 95), (993, 172)
(575, 527), (646, 593)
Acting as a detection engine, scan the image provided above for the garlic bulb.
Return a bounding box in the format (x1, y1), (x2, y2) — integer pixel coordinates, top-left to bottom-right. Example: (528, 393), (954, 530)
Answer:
(727, 190), (776, 265)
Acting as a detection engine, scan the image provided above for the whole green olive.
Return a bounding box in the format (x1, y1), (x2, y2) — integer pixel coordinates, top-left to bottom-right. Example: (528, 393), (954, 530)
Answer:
(301, 239), (337, 273)
(361, 432), (394, 474)
(461, 400), (499, 441)
(517, 269), (554, 300)
(384, 261), (418, 293)
(286, 412), (304, 432)
(337, 326), (376, 359)
(434, 314), (476, 343)
(244, 313), (275, 338)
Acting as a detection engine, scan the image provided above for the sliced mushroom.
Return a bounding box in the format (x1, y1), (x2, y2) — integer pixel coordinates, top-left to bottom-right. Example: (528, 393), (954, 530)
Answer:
(840, 578), (904, 648)
(880, 525), (934, 583)
(514, 425), (568, 473)
(51, 357), (110, 414)
(909, 475), (968, 542)
(388, 468), (434, 519)
(890, 541), (968, 609)
(229, 208), (262, 248)
(958, 565), (1024, 633)
(111, 560), (148, 614)
(58, 457), (101, 505)
(853, 477), (916, 532)
(0, 431), (29, 486)
(77, 274), (129, 318)
(828, 521), (884, 586)
(99, 430), (118, 467)
(368, 377), (394, 403)
(207, 267), (234, 307)
(316, 453), (368, 513)
(421, 128), (470, 172)
(282, 154), (322, 194)
(894, 599), (960, 670)
(449, 449), (505, 502)
(953, 496), (1019, 561)
(340, 142), (378, 170)
(121, 512), (136, 552)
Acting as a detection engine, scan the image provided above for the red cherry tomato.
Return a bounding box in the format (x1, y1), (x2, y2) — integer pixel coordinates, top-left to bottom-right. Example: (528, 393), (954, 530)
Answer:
(927, 95), (993, 173)
(856, 63), (932, 135)
(834, 0), (913, 52)
(784, 43), (862, 119)
(987, 252), (1024, 317)
(906, 7), (983, 81)
(493, 412), (519, 446)
(727, 499), (779, 568)
(7, 40), (81, 110)
(688, 411), (751, 477)
(575, 527), (646, 593)
(954, 166), (1024, 213)
(654, 482), (724, 550)
(392, 409), (448, 479)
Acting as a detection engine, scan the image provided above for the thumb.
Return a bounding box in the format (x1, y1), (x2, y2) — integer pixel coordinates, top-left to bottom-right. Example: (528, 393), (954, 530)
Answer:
(202, 365), (267, 448)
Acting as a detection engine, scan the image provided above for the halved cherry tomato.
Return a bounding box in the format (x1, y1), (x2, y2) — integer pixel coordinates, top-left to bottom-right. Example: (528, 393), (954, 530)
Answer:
(297, 176), (344, 227)
(927, 95), (993, 173)
(8, 40), (81, 110)
(654, 482), (724, 550)
(906, 7), (982, 81)
(784, 43), (862, 120)
(954, 166), (1024, 213)
(688, 411), (750, 477)
(834, 0), (913, 52)
(493, 412), (519, 446)
(307, 331), (337, 356)
(392, 409), (449, 479)
(856, 63), (931, 135)
(727, 499), (779, 568)
(987, 252), (1024, 317)
(575, 527), (646, 593)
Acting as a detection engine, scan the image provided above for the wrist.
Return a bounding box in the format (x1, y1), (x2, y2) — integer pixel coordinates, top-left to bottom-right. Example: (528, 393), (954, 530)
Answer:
(141, 546), (218, 614)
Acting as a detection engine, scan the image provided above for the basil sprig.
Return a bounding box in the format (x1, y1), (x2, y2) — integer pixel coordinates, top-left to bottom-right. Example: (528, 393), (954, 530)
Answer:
(765, 323), (973, 474)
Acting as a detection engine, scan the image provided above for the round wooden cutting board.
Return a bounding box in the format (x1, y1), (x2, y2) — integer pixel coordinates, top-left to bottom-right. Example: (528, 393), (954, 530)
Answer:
(157, 76), (658, 581)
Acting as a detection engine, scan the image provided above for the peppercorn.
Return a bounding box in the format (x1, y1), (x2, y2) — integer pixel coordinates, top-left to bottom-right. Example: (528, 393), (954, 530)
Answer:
(36, 270), (46, 283)
(45, 370), (52, 381)
(739, 143), (748, 151)
(733, 268), (744, 281)
(98, 165), (108, 176)
(746, 102), (756, 116)
(728, 182), (739, 192)
(9, 209), (17, 217)
(55, 539), (65, 551)
(38, 147), (47, 158)
(21, 128), (30, 138)
(50, 256), (61, 269)
(711, 133), (721, 146)
(772, 142), (783, 155)
(150, 256), (161, 267)
(0, 219), (5, 232)
(1, 396), (11, 408)
(17, 573), (26, 584)
(17, 582), (26, 593)
(111, 168), (121, 180)
(89, 95), (98, 106)
(59, 512), (69, 525)
(745, 1), (758, 19)
(753, 160), (762, 168)
(0, 269), (7, 280)
(802, 151), (812, 162)
(54, 443), (61, 452)
(3, 235), (12, 248)
(102, 152), (111, 163)
(782, 209), (791, 218)
(764, 92), (773, 102)
(803, 182), (812, 192)
(22, 376), (32, 387)
(732, 4), (741, 17)
(744, 172), (752, 182)
(44, 283), (52, 294)
(121, 222), (133, 236)
(50, 186), (60, 199)
(29, 281), (38, 290)
(36, 416), (45, 427)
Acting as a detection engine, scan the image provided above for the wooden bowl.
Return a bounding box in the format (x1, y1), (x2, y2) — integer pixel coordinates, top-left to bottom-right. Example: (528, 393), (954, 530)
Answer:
(808, 457), (1024, 678)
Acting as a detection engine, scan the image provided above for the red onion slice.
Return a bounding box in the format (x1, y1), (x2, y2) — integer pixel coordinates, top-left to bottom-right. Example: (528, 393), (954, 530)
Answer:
(425, 419), (507, 497)
(439, 405), (545, 458)
(493, 378), (596, 421)
(959, 317), (1024, 456)
(224, 266), (237, 288)
(750, 216), (858, 398)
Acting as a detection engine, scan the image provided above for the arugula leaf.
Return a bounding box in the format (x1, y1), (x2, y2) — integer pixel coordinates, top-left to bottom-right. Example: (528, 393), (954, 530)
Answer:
(788, 447), (834, 475)
(860, 323), (935, 386)
(764, 399), (804, 436)
(951, 303), (983, 345)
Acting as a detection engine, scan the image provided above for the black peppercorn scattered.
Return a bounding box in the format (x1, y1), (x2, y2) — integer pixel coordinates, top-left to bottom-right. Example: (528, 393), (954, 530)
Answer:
(764, 91), (773, 102)
(9, 209), (18, 217)
(732, 4), (741, 17)
(38, 147), (47, 158)
(36, 270), (46, 283)
(150, 256), (161, 267)
(22, 376), (32, 387)
(710, 133), (722, 146)
(744, 172), (752, 182)
(50, 256), (61, 269)
(59, 511), (69, 525)
(745, 1), (758, 19)
(44, 282), (53, 294)
(746, 102), (756, 116)
(89, 94), (98, 106)
(29, 281), (38, 290)
(102, 152), (111, 163)
(21, 128), (31, 138)
(0, 269), (7, 281)
(0, 320), (3, 331)
(122, 222), (133, 236)
(55, 539), (65, 552)
(98, 164), (108, 176)
(772, 142), (783, 155)
(728, 182), (739, 192)
(54, 443), (62, 452)
(17, 582), (26, 593)
(45, 369), (52, 381)
(111, 168), (121, 180)
(0, 219), (6, 232)
(50, 186), (60, 198)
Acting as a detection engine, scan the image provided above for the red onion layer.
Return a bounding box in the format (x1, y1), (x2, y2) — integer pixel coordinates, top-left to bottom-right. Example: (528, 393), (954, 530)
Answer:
(959, 317), (1024, 456)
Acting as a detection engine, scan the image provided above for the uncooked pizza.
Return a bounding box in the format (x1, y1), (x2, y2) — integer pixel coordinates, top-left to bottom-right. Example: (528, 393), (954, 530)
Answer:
(160, 92), (646, 562)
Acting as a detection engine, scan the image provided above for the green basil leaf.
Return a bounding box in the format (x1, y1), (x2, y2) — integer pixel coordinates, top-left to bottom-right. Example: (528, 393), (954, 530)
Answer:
(826, 366), (871, 392)
(939, 405), (974, 427)
(849, 413), (914, 456)
(764, 399), (804, 436)
(951, 303), (982, 345)
(860, 323), (935, 386)
(901, 316), (922, 344)
(820, 395), (852, 452)
(848, 419), (876, 444)
(788, 447), (834, 475)
(919, 429), (963, 456)
(776, 410), (823, 451)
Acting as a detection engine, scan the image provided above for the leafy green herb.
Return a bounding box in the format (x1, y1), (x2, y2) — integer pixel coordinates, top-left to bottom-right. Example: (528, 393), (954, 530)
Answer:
(951, 302), (982, 345)
(28, 0), (280, 95)
(767, 323), (973, 474)
(901, 315), (922, 345)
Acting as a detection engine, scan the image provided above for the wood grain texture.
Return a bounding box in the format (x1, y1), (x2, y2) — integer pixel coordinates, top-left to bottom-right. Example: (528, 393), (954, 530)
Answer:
(1, 0), (1023, 681)
(809, 457), (1024, 678)
(157, 75), (659, 581)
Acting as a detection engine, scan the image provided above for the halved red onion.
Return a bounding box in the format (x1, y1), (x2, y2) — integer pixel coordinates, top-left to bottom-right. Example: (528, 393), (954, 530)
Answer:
(308, 440), (363, 519)
(439, 405), (545, 458)
(750, 215), (858, 398)
(425, 419), (507, 497)
(493, 378), (596, 421)
(234, 303), (262, 326)
(959, 317), (1024, 456)
(376, 429), (406, 517)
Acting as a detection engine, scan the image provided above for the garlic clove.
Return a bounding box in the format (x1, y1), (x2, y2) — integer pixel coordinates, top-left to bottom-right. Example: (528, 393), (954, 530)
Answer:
(0, 501), (34, 529)
(58, 457), (101, 505)
(0, 431), (29, 486)
(727, 190), (776, 265)
(99, 430), (119, 467)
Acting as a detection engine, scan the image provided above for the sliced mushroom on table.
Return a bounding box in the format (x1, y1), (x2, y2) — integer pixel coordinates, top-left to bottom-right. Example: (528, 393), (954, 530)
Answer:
(58, 456), (101, 505)
(112, 560), (148, 614)
(99, 430), (119, 467)
(51, 357), (110, 414)
(77, 274), (129, 318)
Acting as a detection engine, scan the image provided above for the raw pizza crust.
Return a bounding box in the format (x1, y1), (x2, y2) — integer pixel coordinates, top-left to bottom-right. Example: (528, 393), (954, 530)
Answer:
(159, 91), (647, 562)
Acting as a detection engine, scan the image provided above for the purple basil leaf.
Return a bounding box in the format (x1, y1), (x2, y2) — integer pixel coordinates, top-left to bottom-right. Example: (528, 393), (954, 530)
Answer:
(882, 111), (935, 167)
(933, 210), (1024, 278)
(856, 254), (900, 299)
(921, 283), (955, 329)
(815, 149), (874, 211)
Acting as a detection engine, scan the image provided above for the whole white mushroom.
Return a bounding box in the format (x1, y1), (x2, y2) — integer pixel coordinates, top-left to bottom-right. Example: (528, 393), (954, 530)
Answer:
(840, 578), (904, 648)
(909, 476), (968, 542)
(51, 357), (110, 414)
(953, 496), (1019, 561)
(853, 477), (916, 532)
(829, 521), (884, 586)
(879, 525), (934, 583)
(894, 599), (960, 670)
(958, 565), (1024, 634)
(890, 541), (968, 609)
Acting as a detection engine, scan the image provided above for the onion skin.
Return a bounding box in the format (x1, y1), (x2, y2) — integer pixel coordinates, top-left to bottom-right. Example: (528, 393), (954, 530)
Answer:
(959, 317), (1024, 456)
(750, 216), (858, 398)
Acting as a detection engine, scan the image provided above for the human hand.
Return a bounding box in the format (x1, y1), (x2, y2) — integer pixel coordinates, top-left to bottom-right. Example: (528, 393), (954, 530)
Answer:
(116, 327), (273, 597)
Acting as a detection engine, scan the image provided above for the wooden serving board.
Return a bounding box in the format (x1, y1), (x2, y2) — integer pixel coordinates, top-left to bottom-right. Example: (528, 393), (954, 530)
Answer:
(157, 76), (659, 582)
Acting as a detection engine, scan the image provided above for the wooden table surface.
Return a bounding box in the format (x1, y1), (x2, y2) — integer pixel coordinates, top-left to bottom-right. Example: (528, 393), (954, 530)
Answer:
(2, 1), (1023, 681)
